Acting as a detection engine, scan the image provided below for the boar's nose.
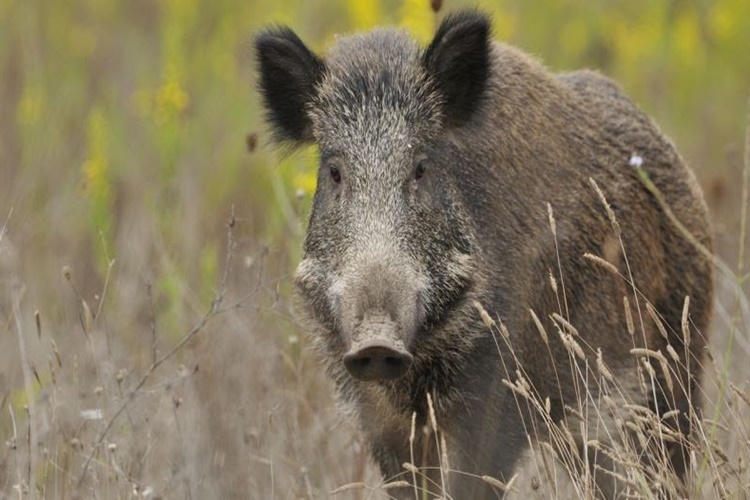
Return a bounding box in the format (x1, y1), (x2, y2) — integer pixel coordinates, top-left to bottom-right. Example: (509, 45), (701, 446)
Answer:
(343, 340), (413, 381)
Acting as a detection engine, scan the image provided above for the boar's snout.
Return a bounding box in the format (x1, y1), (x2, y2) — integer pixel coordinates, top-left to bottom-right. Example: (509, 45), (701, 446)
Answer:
(344, 340), (413, 381)
(343, 315), (413, 381)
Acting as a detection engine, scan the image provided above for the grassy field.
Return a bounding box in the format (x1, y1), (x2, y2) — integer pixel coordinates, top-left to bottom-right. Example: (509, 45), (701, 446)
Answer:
(0, 0), (749, 498)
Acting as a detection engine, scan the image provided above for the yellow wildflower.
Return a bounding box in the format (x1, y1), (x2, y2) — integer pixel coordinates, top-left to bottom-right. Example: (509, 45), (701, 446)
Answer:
(399, 0), (434, 44)
(347, 0), (383, 30)
(17, 85), (43, 127)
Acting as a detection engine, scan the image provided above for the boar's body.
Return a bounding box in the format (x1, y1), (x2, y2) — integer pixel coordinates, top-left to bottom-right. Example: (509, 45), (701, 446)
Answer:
(256, 12), (713, 499)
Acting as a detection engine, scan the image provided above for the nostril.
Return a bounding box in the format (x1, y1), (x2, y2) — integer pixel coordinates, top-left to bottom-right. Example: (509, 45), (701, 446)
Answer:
(351, 356), (371, 368)
(384, 356), (401, 367)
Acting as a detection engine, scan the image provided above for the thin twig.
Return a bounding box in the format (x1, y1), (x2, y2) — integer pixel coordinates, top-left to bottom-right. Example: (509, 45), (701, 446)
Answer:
(94, 229), (116, 322)
(12, 287), (36, 496)
(0, 206), (12, 248)
(636, 168), (735, 281)
(8, 405), (22, 494)
(738, 97), (750, 276)
(147, 283), (158, 365)
(76, 209), (238, 486)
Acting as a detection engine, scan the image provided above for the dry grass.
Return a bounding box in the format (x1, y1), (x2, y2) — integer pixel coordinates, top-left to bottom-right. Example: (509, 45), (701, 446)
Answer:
(0, 207), (376, 498)
(2, 116), (747, 500)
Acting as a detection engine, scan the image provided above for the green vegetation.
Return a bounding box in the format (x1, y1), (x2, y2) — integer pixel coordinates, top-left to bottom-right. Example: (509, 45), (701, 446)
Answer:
(0, 0), (748, 497)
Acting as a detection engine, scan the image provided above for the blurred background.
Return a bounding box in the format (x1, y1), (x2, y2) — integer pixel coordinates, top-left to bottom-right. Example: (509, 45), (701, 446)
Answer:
(0, 0), (748, 497)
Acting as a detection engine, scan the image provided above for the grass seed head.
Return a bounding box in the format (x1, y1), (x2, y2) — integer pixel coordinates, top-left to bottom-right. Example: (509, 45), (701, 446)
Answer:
(552, 312), (580, 337)
(666, 344), (680, 363)
(659, 359), (674, 395)
(330, 482), (366, 494)
(589, 177), (621, 235)
(547, 202), (557, 237)
(681, 295), (691, 347)
(382, 480), (411, 489)
(645, 303), (668, 341)
(473, 300), (496, 329)
(584, 252), (620, 275)
(427, 392), (438, 435)
(82, 299), (94, 335)
(409, 411), (417, 443)
(402, 462), (419, 473)
(730, 382), (750, 407)
(529, 308), (549, 345)
(623, 295), (635, 336)
(482, 474), (517, 493)
(596, 348), (615, 383)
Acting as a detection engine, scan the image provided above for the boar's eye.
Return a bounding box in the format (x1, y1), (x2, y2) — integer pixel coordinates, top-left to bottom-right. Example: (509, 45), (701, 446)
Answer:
(329, 165), (342, 184)
(415, 159), (427, 180)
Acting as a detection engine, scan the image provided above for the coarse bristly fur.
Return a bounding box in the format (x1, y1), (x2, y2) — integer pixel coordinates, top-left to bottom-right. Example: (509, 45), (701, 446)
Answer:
(255, 10), (713, 499)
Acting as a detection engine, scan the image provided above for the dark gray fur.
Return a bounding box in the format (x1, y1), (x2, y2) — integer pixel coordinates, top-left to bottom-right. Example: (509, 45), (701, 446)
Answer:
(256, 11), (713, 499)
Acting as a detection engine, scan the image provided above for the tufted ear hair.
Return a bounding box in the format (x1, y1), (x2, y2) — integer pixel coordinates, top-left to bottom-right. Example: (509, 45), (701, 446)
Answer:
(255, 27), (325, 145)
(422, 10), (491, 127)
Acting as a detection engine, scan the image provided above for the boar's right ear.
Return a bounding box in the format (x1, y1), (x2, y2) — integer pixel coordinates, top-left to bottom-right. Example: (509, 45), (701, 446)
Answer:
(255, 27), (325, 145)
(422, 11), (491, 127)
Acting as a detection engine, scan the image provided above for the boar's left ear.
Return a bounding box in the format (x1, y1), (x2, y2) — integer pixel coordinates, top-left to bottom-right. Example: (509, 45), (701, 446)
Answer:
(255, 27), (325, 145)
(422, 11), (491, 127)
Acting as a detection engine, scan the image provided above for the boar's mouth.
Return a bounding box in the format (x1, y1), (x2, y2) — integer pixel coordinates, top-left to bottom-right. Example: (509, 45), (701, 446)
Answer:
(343, 315), (414, 381)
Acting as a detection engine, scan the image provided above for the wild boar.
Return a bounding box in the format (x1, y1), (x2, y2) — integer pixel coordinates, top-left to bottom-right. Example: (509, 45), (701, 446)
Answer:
(255, 10), (713, 498)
